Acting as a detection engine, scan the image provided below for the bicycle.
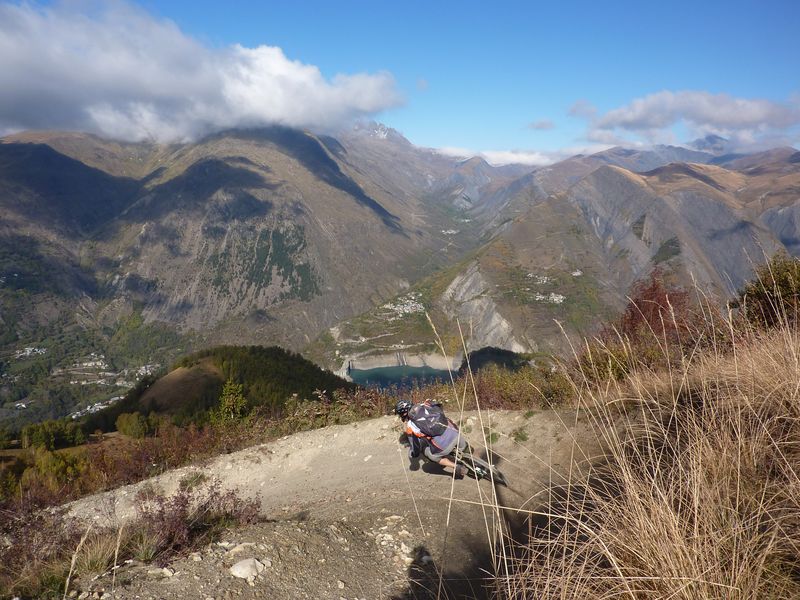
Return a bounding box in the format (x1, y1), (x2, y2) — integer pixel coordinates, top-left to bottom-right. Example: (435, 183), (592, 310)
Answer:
(451, 443), (508, 486)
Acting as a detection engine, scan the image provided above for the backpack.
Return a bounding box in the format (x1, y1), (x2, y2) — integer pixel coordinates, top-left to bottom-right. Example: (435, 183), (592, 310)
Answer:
(409, 402), (450, 437)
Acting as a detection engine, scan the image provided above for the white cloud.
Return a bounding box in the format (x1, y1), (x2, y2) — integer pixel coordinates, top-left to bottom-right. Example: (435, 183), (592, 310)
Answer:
(480, 150), (553, 166)
(596, 90), (800, 131)
(0, 2), (402, 142)
(436, 146), (554, 166)
(583, 90), (800, 150)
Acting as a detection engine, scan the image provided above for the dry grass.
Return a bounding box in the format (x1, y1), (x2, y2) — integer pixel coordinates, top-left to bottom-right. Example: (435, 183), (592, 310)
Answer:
(498, 322), (800, 599)
(71, 529), (120, 579)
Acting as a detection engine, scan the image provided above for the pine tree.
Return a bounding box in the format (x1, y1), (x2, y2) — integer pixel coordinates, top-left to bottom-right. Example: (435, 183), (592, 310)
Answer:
(213, 379), (247, 423)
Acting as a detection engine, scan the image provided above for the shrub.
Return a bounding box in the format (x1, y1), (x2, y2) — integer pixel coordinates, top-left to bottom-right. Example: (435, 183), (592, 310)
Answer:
(210, 380), (248, 424)
(0, 505), (81, 598)
(469, 364), (572, 409)
(738, 251), (800, 328)
(132, 480), (259, 565)
(608, 267), (692, 343)
(19, 447), (90, 496)
(0, 457), (26, 501)
(115, 412), (151, 438)
(22, 419), (86, 450)
(0, 427), (12, 450)
(579, 268), (711, 383)
(0, 480), (259, 598)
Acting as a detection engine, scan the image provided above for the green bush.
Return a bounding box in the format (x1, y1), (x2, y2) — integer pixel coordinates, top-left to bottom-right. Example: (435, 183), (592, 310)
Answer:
(738, 251), (800, 328)
(116, 412), (151, 438)
(210, 380), (248, 424)
(21, 419), (86, 450)
(0, 457), (26, 501)
(20, 447), (89, 494)
(0, 427), (12, 450)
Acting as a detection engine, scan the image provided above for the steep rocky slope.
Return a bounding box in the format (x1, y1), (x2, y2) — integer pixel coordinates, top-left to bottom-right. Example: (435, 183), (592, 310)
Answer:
(313, 148), (799, 366)
(0, 126), (528, 351)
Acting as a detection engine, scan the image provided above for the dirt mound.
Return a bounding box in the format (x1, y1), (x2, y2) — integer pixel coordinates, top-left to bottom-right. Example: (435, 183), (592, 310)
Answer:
(137, 358), (223, 415)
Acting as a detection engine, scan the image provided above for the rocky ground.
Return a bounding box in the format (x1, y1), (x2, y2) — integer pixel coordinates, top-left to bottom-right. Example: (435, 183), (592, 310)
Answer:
(64, 408), (603, 599)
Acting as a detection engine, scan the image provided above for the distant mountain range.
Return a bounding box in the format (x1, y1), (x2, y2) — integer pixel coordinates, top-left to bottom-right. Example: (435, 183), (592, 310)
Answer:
(1, 123), (798, 422)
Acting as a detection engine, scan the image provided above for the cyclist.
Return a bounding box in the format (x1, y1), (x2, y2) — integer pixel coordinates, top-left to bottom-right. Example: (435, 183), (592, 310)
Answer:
(394, 398), (468, 478)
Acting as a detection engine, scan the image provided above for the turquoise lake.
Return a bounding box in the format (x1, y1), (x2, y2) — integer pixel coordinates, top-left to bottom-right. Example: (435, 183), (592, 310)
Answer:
(348, 365), (452, 388)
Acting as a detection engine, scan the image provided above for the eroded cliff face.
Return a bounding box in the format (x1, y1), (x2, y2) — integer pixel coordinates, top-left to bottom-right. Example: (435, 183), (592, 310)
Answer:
(566, 165), (780, 296)
(438, 262), (528, 353)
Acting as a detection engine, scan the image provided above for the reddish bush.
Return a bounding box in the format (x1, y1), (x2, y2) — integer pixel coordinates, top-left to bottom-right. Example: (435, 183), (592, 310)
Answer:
(134, 481), (259, 565)
(605, 268), (692, 343)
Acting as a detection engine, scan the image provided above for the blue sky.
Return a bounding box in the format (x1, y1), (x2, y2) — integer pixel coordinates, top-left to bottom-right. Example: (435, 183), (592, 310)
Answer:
(1, 0), (798, 162)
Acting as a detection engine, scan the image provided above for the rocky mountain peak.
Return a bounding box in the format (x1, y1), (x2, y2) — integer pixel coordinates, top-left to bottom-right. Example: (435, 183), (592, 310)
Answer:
(690, 134), (730, 155)
(350, 121), (409, 145)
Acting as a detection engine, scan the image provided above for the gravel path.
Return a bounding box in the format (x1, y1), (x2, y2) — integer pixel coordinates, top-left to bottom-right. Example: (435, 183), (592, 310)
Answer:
(66, 408), (601, 599)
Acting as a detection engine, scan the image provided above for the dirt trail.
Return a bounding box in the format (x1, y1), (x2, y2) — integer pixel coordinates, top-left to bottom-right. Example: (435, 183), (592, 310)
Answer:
(66, 409), (601, 599)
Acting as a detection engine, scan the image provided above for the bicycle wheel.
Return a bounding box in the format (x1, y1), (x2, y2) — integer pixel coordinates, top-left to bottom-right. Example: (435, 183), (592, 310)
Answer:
(457, 450), (508, 486)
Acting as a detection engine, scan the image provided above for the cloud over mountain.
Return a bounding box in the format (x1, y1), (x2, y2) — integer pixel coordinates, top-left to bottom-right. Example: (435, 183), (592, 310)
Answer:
(437, 146), (553, 166)
(0, 2), (402, 142)
(585, 91), (800, 150)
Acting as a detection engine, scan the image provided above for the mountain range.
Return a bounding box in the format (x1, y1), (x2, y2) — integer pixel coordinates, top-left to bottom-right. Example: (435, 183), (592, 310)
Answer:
(1, 123), (798, 422)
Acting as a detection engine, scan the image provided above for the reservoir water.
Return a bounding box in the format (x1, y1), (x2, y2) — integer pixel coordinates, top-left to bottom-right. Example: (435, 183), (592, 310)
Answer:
(349, 365), (452, 388)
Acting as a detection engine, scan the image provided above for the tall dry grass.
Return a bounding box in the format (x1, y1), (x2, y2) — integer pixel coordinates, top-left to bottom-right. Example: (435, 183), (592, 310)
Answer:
(499, 316), (800, 598)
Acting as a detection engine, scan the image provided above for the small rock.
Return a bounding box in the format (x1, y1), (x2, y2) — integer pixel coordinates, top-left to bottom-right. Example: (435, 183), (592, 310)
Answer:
(78, 593), (90, 600)
(226, 542), (256, 556)
(337, 580), (346, 589)
(162, 567), (174, 577)
(190, 552), (202, 562)
(262, 558), (272, 568)
(68, 591), (78, 598)
(363, 455), (372, 462)
(230, 558), (265, 579)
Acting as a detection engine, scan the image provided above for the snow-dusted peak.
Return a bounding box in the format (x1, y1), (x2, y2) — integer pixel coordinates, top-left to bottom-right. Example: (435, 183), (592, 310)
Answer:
(351, 121), (407, 143)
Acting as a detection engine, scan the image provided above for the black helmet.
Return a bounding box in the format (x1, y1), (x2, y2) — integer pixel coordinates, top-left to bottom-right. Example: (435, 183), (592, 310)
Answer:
(394, 399), (412, 418)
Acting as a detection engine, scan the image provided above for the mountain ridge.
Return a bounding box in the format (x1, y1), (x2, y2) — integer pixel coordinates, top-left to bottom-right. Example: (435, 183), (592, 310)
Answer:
(2, 125), (799, 422)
